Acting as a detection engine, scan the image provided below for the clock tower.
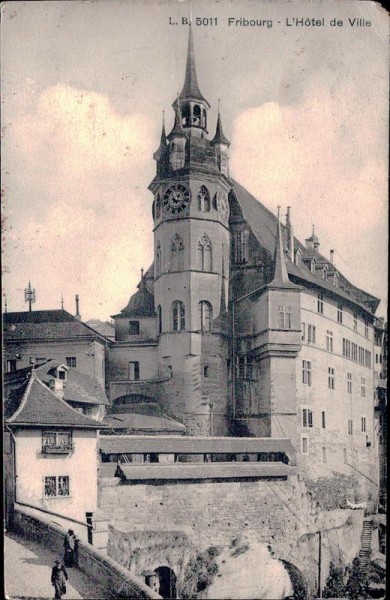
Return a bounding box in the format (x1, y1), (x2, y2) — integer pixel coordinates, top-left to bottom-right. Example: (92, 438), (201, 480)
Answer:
(148, 25), (232, 435)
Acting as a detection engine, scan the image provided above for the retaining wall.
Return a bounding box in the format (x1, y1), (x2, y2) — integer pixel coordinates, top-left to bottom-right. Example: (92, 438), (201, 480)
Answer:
(11, 504), (161, 599)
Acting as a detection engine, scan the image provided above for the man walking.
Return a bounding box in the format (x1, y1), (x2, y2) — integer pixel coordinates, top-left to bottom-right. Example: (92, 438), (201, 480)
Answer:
(51, 559), (68, 600)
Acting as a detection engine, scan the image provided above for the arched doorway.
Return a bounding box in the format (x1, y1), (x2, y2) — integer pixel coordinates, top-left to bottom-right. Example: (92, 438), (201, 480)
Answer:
(155, 566), (177, 599)
(280, 560), (308, 600)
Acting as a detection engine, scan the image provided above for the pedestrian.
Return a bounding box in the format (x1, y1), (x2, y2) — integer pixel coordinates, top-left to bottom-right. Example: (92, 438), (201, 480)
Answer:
(64, 529), (76, 567)
(51, 559), (68, 600)
(73, 533), (80, 567)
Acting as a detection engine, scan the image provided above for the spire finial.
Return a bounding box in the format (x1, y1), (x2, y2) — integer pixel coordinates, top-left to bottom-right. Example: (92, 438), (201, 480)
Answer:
(141, 268), (144, 279)
(312, 223), (315, 236)
(4, 293), (7, 314)
(61, 294), (64, 310)
(277, 206), (281, 221)
(218, 98), (221, 114)
(271, 220), (289, 284)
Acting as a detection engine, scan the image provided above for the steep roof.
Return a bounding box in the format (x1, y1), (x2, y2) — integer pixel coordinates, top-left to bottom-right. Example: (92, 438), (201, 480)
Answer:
(113, 278), (156, 319)
(231, 180), (380, 315)
(34, 360), (110, 406)
(85, 320), (115, 340)
(6, 373), (106, 428)
(3, 309), (112, 342)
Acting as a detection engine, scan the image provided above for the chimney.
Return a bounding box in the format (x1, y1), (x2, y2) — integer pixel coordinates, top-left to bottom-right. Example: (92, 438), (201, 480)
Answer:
(75, 295), (81, 320)
(330, 249), (334, 265)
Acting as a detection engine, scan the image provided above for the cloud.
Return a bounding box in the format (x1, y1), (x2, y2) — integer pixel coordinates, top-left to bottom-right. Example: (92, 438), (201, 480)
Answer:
(230, 81), (388, 307)
(14, 83), (154, 178)
(3, 84), (156, 319)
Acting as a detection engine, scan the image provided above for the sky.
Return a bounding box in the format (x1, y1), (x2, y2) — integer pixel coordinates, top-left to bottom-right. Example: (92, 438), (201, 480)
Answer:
(2, 0), (388, 321)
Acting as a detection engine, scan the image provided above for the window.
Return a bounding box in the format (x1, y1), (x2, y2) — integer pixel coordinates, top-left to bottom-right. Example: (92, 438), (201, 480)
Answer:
(278, 306), (292, 329)
(317, 293), (324, 314)
(167, 365), (172, 379)
(301, 322), (306, 341)
(322, 447), (327, 463)
(353, 313), (358, 332)
(42, 431), (73, 453)
(198, 301), (212, 332)
(172, 300), (185, 332)
(365, 350), (371, 368)
(155, 194), (161, 219)
(170, 234), (184, 271)
(302, 437), (309, 454)
(326, 331), (333, 352)
(128, 321), (140, 335)
(197, 234), (213, 272)
(66, 357), (76, 368)
(351, 343), (358, 362)
(361, 417), (366, 433)
(128, 361), (140, 381)
(6, 359), (17, 373)
(156, 241), (162, 276)
(302, 361), (311, 386)
(307, 324), (316, 344)
(233, 229), (249, 264)
(361, 377), (366, 397)
(364, 318), (369, 338)
(44, 475), (70, 498)
(236, 356), (254, 380)
(337, 304), (343, 323)
(157, 305), (162, 335)
(347, 373), (352, 394)
(343, 448), (347, 463)
(328, 367), (335, 390)
(321, 411), (326, 429)
(348, 420), (353, 435)
(302, 408), (313, 428)
(203, 365), (209, 378)
(197, 185), (210, 212)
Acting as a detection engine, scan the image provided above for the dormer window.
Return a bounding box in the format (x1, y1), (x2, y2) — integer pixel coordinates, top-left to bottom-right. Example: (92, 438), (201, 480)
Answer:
(65, 357), (76, 368)
(58, 370), (66, 380)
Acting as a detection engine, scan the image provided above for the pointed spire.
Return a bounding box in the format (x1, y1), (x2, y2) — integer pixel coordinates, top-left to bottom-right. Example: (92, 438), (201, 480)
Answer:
(153, 110), (168, 160)
(212, 102), (230, 146)
(271, 218), (289, 284)
(178, 25), (209, 106)
(168, 98), (186, 139)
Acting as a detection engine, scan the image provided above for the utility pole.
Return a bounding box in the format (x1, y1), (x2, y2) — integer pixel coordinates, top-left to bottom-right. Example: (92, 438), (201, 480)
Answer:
(24, 281), (36, 312)
(317, 530), (322, 598)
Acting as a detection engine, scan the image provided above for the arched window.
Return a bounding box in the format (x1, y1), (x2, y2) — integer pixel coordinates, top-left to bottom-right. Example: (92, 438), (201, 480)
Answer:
(156, 241), (162, 277)
(172, 301), (185, 332)
(157, 305), (162, 335)
(198, 301), (212, 332)
(197, 234), (213, 272)
(212, 193), (217, 210)
(155, 194), (161, 219)
(233, 229), (250, 263)
(170, 234), (184, 271)
(182, 104), (190, 127)
(193, 104), (201, 126)
(198, 186), (210, 212)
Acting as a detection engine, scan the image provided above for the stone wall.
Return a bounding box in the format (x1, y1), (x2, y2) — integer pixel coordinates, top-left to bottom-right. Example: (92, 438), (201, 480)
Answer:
(11, 505), (161, 599)
(100, 474), (365, 598)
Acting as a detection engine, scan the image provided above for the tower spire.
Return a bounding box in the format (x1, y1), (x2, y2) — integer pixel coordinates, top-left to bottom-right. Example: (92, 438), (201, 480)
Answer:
(211, 105), (230, 147)
(177, 24), (209, 107)
(271, 217), (289, 284)
(168, 98), (185, 139)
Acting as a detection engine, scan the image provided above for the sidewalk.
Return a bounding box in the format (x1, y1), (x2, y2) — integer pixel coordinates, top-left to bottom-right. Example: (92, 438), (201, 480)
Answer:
(5, 530), (109, 599)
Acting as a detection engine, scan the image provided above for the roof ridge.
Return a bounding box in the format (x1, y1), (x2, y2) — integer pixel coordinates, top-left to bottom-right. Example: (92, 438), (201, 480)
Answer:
(7, 372), (36, 423)
(35, 375), (104, 425)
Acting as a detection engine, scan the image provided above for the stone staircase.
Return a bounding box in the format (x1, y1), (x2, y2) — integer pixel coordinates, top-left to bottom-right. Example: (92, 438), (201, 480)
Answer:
(358, 518), (373, 573)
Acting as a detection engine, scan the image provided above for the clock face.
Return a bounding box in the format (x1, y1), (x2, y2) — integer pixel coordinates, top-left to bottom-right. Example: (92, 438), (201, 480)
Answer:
(163, 183), (191, 215)
(217, 190), (229, 219)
